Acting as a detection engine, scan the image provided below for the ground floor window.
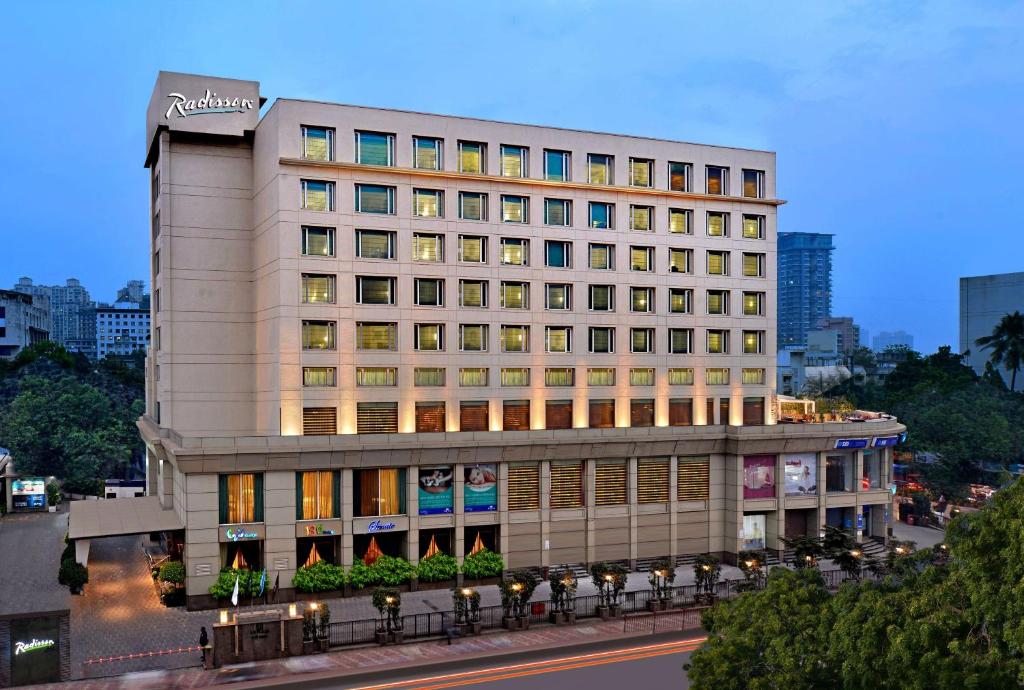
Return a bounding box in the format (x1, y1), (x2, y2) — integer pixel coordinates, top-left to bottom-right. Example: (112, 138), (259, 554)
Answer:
(224, 540), (262, 571)
(296, 470), (340, 520)
(297, 536), (338, 568)
(354, 468), (406, 517)
(219, 473), (263, 524)
(826, 454), (855, 492)
(354, 532), (406, 563)
(419, 528), (454, 559)
(742, 514), (767, 550)
(464, 525), (499, 557)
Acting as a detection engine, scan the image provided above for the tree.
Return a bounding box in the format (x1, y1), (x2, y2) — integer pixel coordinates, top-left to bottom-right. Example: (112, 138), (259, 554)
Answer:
(975, 311), (1024, 392)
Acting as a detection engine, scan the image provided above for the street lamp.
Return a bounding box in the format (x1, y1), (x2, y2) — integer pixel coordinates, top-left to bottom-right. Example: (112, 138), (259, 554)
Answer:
(850, 549), (862, 559)
(894, 546), (906, 555)
(309, 602), (319, 612)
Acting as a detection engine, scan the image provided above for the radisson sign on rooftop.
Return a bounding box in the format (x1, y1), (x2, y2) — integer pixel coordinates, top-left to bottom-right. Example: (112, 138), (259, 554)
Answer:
(165, 89), (256, 120)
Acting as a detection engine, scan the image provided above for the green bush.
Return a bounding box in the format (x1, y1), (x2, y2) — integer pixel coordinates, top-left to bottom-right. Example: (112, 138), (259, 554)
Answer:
(461, 548), (505, 579)
(159, 561), (186, 584)
(59, 560), (88, 591)
(292, 561), (345, 593)
(347, 560), (373, 590)
(346, 555), (416, 590)
(416, 553), (458, 582)
(208, 569), (261, 599)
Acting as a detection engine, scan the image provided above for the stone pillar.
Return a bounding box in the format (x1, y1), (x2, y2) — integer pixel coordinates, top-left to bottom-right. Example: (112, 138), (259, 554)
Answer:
(498, 463), (510, 558)
(668, 456), (679, 560)
(146, 448), (159, 497)
(584, 460), (596, 566)
(263, 471), (296, 589)
(406, 467), (419, 564)
(539, 461), (550, 569)
(628, 456), (638, 569)
(815, 452), (827, 537)
(454, 464), (465, 563)
(341, 468), (354, 570)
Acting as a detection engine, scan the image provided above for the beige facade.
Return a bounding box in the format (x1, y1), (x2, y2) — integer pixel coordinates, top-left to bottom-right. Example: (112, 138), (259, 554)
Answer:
(140, 72), (902, 604)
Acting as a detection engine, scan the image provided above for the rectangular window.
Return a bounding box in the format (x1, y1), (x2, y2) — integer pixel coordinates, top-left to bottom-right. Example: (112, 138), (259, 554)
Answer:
(588, 153), (613, 184)
(741, 397), (764, 426)
(302, 274), (335, 303)
(707, 330), (729, 354)
(303, 367), (336, 387)
(302, 126), (334, 161)
(500, 281), (529, 309)
(297, 470), (339, 520)
(631, 399), (655, 427)
(706, 165), (729, 195)
(544, 149), (570, 181)
(500, 145), (528, 178)
(706, 367), (730, 385)
(826, 454), (855, 493)
(458, 192), (488, 221)
(414, 323), (443, 351)
(356, 276), (396, 305)
(302, 408), (337, 436)
(503, 400), (531, 429)
(743, 292), (765, 316)
(629, 205), (653, 231)
(678, 457), (710, 499)
(743, 330), (765, 354)
(356, 131), (394, 166)
(669, 328), (693, 354)
(459, 324), (489, 351)
(588, 201), (613, 229)
(357, 403), (399, 434)
(458, 280), (488, 308)
(863, 451), (883, 489)
(545, 400), (573, 430)
(413, 136), (442, 170)
(355, 184), (395, 214)
(219, 473), (263, 523)
(630, 367), (655, 385)
(588, 367), (615, 386)
(355, 229), (396, 259)
(356, 322), (397, 350)
(414, 367), (445, 387)
(707, 211), (728, 237)
(668, 368), (694, 385)
(501, 195), (529, 223)
(301, 180), (335, 212)
(669, 248), (692, 273)
(416, 402), (446, 433)
(589, 327), (614, 353)
(743, 253), (766, 278)
(500, 325), (529, 352)
(668, 161), (692, 192)
(508, 464), (540, 509)
(414, 278), (444, 307)
(302, 321), (336, 350)
(637, 459), (669, 503)
(545, 240), (572, 268)
(669, 208), (692, 234)
(460, 401), (490, 432)
(545, 284), (571, 310)
(595, 460), (626, 504)
(356, 367), (398, 386)
(589, 400), (615, 429)
(742, 214), (765, 240)
(630, 287), (653, 313)
(707, 290), (730, 315)
(545, 367), (575, 387)
(589, 285), (614, 312)
(670, 288), (693, 314)
(742, 368), (766, 385)
(589, 243), (614, 270)
(301, 225), (333, 254)
(742, 169), (765, 198)
(545, 326), (572, 353)
(670, 399), (694, 426)
(631, 328), (654, 353)
(412, 233), (443, 262)
(500, 238), (529, 266)
(458, 235), (487, 263)
(413, 189), (444, 218)
(707, 251), (729, 276)
(354, 468), (406, 516)
(550, 462), (583, 508)
(501, 368), (530, 387)
(458, 141), (486, 173)
(629, 157), (653, 187)
(544, 198), (571, 226)
(459, 367), (489, 387)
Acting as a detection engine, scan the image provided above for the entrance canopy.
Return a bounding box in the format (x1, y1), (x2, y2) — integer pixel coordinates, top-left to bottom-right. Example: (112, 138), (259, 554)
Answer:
(69, 496), (183, 540)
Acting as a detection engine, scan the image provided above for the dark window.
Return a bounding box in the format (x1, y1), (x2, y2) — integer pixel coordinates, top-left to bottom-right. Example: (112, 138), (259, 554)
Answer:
(502, 400), (530, 431)
(460, 401), (489, 432)
(545, 400), (573, 430)
(631, 399), (655, 427)
(415, 402), (445, 433)
(589, 399), (615, 428)
(669, 398), (693, 426)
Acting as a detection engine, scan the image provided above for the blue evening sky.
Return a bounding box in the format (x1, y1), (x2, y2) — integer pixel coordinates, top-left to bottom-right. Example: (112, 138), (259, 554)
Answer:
(1, 1), (1021, 353)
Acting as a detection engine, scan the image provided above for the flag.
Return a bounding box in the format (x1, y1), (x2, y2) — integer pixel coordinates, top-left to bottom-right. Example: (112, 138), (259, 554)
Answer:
(258, 570), (267, 597)
(231, 574), (240, 607)
(271, 573), (280, 601)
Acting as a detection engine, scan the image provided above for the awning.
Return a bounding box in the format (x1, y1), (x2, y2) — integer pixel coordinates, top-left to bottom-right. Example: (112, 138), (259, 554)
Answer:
(68, 496), (183, 540)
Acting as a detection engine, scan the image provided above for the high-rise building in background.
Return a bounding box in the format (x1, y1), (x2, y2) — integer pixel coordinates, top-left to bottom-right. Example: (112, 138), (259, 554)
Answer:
(14, 277), (97, 359)
(96, 280), (151, 359)
(117, 279), (146, 305)
(872, 330), (913, 352)
(0, 289), (51, 359)
(777, 232), (833, 348)
(814, 316), (861, 357)
(960, 271), (1024, 380)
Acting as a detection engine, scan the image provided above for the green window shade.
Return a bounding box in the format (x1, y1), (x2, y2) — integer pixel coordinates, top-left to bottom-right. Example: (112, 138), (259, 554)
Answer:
(460, 325), (487, 351)
(708, 291), (726, 314)
(668, 368), (694, 385)
(743, 332), (761, 354)
(630, 159), (652, 187)
(631, 330), (652, 353)
(357, 230), (392, 258)
(414, 138), (440, 170)
(708, 331), (726, 353)
(707, 213), (726, 236)
(502, 283), (527, 309)
(743, 216), (763, 239)
(590, 244), (611, 269)
(302, 275), (334, 303)
(502, 196), (527, 223)
(670, 329), (692, 353)
(413, 234), (441, 262)
(671, 289), (691, 313)
(590, 327), (612, 352)
(743, 254), (762, 277)
(743, 293), (761, 315)
(501, 326), (528, 352)
(630, 368), (654, 385)
(588, 368), (615, 386)
(545, 199), (569, 226)
(460, 236), (484, 262)
(356, 367), (397, 386)
(545, 367), (574, 386)
(460, 142), (483, 173)
(357, 323), (396, 350)
(460, 281), (486, 307)
(357, 132), (391, 166)
(669, 209), (690, 233)
(303, 227), (333, 256)
(460, 193), (485, 220)
(302, 321), (335, 350)
(459, 368), (489, 386)
(631, 288), (651, 312)
(501, 146), (525, 177)
(631, 205), (651, 231)
(357, 403), (398, 434)
(589, 155), (612, 184)
(415, 324), (442, 351)
(501, 368), (530, 386)
(414, 367), (445, 386)
(631, 248), (650, 271)
(590, 286), (612, 311)
(546, 327), (570, 352)
(708, 253), (726, 275)
(501, 240), (527, 265)
(356, 185), (393, 214)
(414, 189), (443, 217)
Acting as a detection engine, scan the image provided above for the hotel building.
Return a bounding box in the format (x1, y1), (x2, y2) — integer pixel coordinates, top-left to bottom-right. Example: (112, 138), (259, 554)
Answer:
(123, 72), (903, 607)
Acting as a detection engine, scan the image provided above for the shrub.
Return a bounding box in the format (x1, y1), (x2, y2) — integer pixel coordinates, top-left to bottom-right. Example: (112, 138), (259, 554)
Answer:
(347, 556), (416, 590)
(208, 569), (260, 599)
(416, 553), (458, 582)
(159, 561), (186, 585)
(372, 587), (402, 631)
(46, 482), (61, 506)
(461, 548), (505, 579)
(500, 570), (538, 618)
(59, 560), (88, 591)
(347, 560), (373, 590)
(292, 561), (345, 593)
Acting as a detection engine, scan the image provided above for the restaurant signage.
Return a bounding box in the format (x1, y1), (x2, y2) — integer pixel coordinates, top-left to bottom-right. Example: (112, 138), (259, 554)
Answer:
(834, 438), (869, 449)
(303, 523), (336, 536)
(367, 519), (396, 533)
(224, 527), (259, 542)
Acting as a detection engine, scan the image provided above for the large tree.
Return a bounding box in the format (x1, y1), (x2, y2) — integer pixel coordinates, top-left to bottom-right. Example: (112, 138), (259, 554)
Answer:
(975, 310), (1024, 392)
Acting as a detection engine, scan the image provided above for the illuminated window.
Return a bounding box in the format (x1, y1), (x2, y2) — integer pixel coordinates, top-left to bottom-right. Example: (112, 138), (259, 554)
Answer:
(630, 205), (653, 231)
(670, 288), (693, 314)
(631, 399), (655, 427)
(459, 280), (488, 308)
(545, 326), (572, 353)
(500, 281), (529, 309)
(589, 243), (614, 270)
(629, 158), (653, 187)
(356, 367), (397, 386)
(302, 408), (336, 436)
(414, 367), (445, 387)
(742, 169), (765, 198)
(357, 403), (398, 434)
(508, 465), (540, 509)
(707, 251), (729, 276)
(356, 276), (396, 305)
(501, 368), (530, 387)
(356, 131), (394, 166)
(742, 368), (766, 385)
(707, 211), (728, 237)
(500, 238), (529, 266)
(706, 165), (729, 195)
(356, 322), (396, 350)
(637, 459), (669, 503)
(706, 368), (730, 385)
(588, 154), (613, 184)
(545, 367), (575, 387)
(416, 402), (445, 433)
(630, 368), (655, 385)
(588, 367), (615, 386)
(668, 368), (695, 386)
(302, 226), (334, 257)
(458, 235), (487, 263)
(413, 189), (444, 218)
(302, 274), (335, 304)
(589, 285), (614, 312)
(669, 208), (692, 234)
(670, 248), (692, 273)
(412, 233), (443, 262)
(297, 470), (339, 520)
(302, 126), (334, 161)
(413, 136), (442, 170)
(631, 246), (654, 272)
(459, 192), (488, 221)
(631, 329), (654, 353)
(707, 330), (729, 354)
(589, 400), (615, 429)
(630, 287), (653, 313)
(459, 368), (489, 387)
(354, 468), (405, 515)
(550, 462), (583, 508)
(595, 460), (626, 502)
(707, 290), (730, 315)
(545, 284), (571, 310)
(670, 399), (694, 426)
(503, 400), (531, 429)
(219, 473), (262, 523)
(460, 401), (489, 432)
(303, 367), (336, 387)
(742, 253), (765, 278)
(545, 400), (573, 430)
(355, 184), (395, 214)
(301, 180), (334, 212)
(742, 331), (765, 354)
(502, 195), (529, 223)
(742, 215), (765, 240)
(459, 324), (489, 351)
(500, 325), (530, 352)
(743, 292), (765, 316)
(458, 141), (486, 173)
(668, 162), (691, 192)
(669, 328), (693, 354)
(414, 279), (444, 307)
(413, 324), (443, 351)
(302, 321), (335, 350)
(355, 229), (396, 259)
(501, 145), (528, 177)
(589, 327), (614, 353)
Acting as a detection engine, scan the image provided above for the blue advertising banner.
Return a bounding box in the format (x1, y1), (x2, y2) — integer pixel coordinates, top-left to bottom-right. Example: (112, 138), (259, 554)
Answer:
(872, 436), (900, 447)
(834, 438), (869, 450)
(464, 464), (497, 512)
(418, 467), (453, 515)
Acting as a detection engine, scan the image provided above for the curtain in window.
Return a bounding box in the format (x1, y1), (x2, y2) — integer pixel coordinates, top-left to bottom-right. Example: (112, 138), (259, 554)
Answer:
(302, 275), (334, 303)
(743, 216), (762, 239)
(303, 128), (330, 160)
(413, 234), (441, 261)
(742, 368), (766, 385)
(357, 403), (398, 434)
(377, 469), (401, 515)
(589, 155), (611, 184)
(631, 248), (649, 271)
(708, 331), (726, 353)
(669, 209), (689, 233)
(414, 190), (442, 217)
(590, 244), (610, 269)
(743, 293), (761, 315)
(706, 368), (730, 385)
(545, 199), (568, 226)
(545, 401), (572, 430)
(357, 185), (392, 213)
(501, 368), (529, 386)
(303, 181), (330, 211)
(415, 367), (445, 386)
(670, 250), (689, 272)
(501, 241), (526, 265)
(460, 237), (483, 262)
(358, 231), (391, 258)
(357, 323), (396, 350)
(304, 227), (332, 256)
(631, 400), (655, 427)
(588, 368), (615, 386)
(669, 399), (693, 426)
(502, 283), (526, 309)
(302, 322), (335, 350)
(358, 133), (390, 165)
(415, 325), (441, 351)
(546, 328), (569, 352)
(460, 281), (484, 307)
(707, 213), (725, 236)
(503, 401), (530, 430)
(743, 254), (761, 276)
(301, 471), (318, 520)
(460, 325), (486, 351)
(708, 292), (725, 314)
(357, 367), (397, 386)
(670, 329), (692, 353)
(744, 332), (761, 354)
(630, 205), (651, 230)
(630, 368), (654, 385)
(589, 400), (615, 428)
(591, 327), (612, 353)
(501, 147), (524, 177)
(590, 287), (611, 311)
(303, 367), (335, 387)
(359, 278), (393, 305)
(359, 470), (378, 517)
(547, 285), (568, 310)
(630, 289), (649, 313)
(460, 193), (484, 220)
(459, 368), (488, 386)
(460, 402), (489, 431)
(545, 368), (574, 386)
(671, 290), (690, 313)
(416, 403), (445, 433)
(708, 253), (725, 274)
(460, 143), (483, 173)
(414, 139), (439, 169)
(630, 159), (651, 187)
(502, 326), (528, 352)
(227, 473), (256, 523)
(416, 280), (440, 306)
(668, 368), (694, 385)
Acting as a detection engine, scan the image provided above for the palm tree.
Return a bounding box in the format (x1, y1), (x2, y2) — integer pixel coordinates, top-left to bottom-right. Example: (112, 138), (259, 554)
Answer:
(976, 311), (1024, 392)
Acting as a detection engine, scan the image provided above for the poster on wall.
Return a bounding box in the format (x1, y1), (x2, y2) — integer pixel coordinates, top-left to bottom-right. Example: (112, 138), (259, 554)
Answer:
(783, 454), (817, 496)
(418, 466), (454, 515)
(11, 478), (46, 509)
(742, 515), (766, 551)
(743, 456), (776, 499)
(463, 464), (497, 512)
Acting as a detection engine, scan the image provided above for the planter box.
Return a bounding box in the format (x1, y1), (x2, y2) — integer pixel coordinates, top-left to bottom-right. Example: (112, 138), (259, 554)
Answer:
(549, 611), (566, 625)
(564, 611), (577, 625)
(302, 640), (318, 655)
(391, 629), (404, 644)
(502, 616), (520, 631)
(375, 631), (389, 645)
(462, 576), (501, 588)
(415, 578), (456, 592)
(598, 604), (622, 620)
(517, 615), (530, 631)
(295, 589), (342, 602)
(647, 598), (670, 612)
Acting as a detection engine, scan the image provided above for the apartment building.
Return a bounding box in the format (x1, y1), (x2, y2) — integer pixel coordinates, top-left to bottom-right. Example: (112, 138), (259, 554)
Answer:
(0, 289), (50, 359)
(96, 302), (150, 359)
(121, 72), (904, 607)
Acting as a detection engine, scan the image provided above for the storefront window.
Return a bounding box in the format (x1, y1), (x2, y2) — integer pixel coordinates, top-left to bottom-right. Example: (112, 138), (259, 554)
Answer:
(354, 468), (406, 517)
(783, 454), (817, 496)
(862, 451), (883, 490)
(219, 473), (263, 524)
(743, 456), (776, 499)
(826, 454), (855, 492)
(298, 537), (337, 568)
(296, 471), (340, 520)
(742, 514), (766, 550)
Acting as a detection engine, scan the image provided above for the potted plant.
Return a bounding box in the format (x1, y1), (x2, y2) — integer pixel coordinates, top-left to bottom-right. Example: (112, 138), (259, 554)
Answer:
(158, 561), (186, 606)
(292, 561), (345, 597)
(453, 587), (482, 635)
(499, 571), (538, 630)
(693, 554), (721, 605)
(208, 569), (257, 604)
(372, 588), (402, 644)
(591, 562), (627, 619)
(548, 568), (578, 624)
(647, 558), (675, 611)
(317, 603), (331, 651)
(302, 609), (318, 654)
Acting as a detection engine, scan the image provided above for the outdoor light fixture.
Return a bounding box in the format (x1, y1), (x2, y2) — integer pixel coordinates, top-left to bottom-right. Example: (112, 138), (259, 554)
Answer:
(310, 602), (319, 611)
(702, 565), (712, 572)
(511, 583), (523, 593)
(386, 596), (395, 605)
(744, 560), (754, 568)
(604, 574), (613, 582)
(895, 546), (906, 555)
(288, 604), (297, 618)
(850, 550), (862, 558)
(219, 610), (229, 624)
(461, 588), (473, 597)
(805, 555), (814, 562)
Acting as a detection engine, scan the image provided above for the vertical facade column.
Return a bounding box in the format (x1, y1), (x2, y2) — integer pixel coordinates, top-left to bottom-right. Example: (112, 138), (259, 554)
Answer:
(854, 450), (865, 543)
(146, 448), (159, 497)
(454, 463), (465, 563)
(584, 460), (596, 566)
(341, 468), (354, 570)
(769, 454), (786, 556)
(406, 466), (419, 563)
(668, 456), (679, 560)
(628, 456), (638, 569)
(498, 462), (510, 558)
(815, 452), (827, 537)
(263, 471), (296, 588)
(539, 460), (551, 568)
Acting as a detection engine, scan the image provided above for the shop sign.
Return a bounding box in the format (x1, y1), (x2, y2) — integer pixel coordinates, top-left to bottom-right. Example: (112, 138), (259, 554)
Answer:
(463, 464), (497, 513)
(224, 527), (260, 542)
(834, 438), (869, 449)
(165, 90), (255, 120)
(14, 639), (54, 655)
(367, 519), (396, 533)
(303, 523), (337, 536)
(872, 436), (900, 447)
(11, 478), (45, 495)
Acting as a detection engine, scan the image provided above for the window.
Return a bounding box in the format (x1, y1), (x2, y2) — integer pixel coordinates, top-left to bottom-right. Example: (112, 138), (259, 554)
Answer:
(356, 367), (397, 386)
(743, 292), (765, 316)
(631, 328), (654, 353)
(354, 468), (405, 515)
(669, 248), (692, 273)
(630, 287), (654, 313)
(303, 367), (336, 387)
(501, 195), (529, 223)
(297, 470), (339, 520)
(414, 367), (445, 386)
(459, 324), (489, 351)
(589, 243), (614, 270)
(545, 240), (572, 268)
(357, 403), (399, 434)
(545, 284), (571, 310)
(637, 459), (669, 503)
(589, 202), (613, 229)
(595, 459), (626, 502)
(670, 328), (693, 354)
(501, 368), (530, 387)
(669, 398), (694, 426)
(742, 253), (766, 278)
(668, 368), (694, 385)
(544, 198), (571, 226)
(631, 246), (653, 272)
(706, 367), (730, 385)
(302, 408), (336, 436)
(588, 367), (615, 386)
(412, 233), (443, 262)
(707, 329), (729, 354)
(707, 211), (728, 237)
(589, 285), (614, 311)
(298, 272), (336, 304)
(302, 126), (334, 161)
(301, 180), (334, 212)
(458, 192), (488, 221)
(460, 401), (489, 432)
(678, 457), (710, 499)
(589, 327), (614, 353)
(706, 165), (729, 195)
(356, 131), (394, 166)
(302, 321), (335, 350)
(707, 251), (729, 275)
(459, 367), (489, 387)
(670, 288), (693, 314)
(669, 208), (692, 234)
(414, 278), (444, 307)
(545, 326), (572, 353)
(416, 402), (446, 433)
(355, 229), (396, 259)
(589, 400), (615, 429)
(629, 205), (653, 231)
(219, 473), (263, 523)
(500, 145), (528, 177)
(503, 400), (531, 429)
(459, 235), (486, 263)
(458, 141), (485, 173)
(500, 281), (529, 309)
(356, 276), (396, 305)
(355, 184), (395, 214)
(545, 400), (573, 430)
(826, 454), (855, 493)
(742, 368), (766, 385)
(631, 399), (655, 427)
(862, 451), (883, 489)
(356, 322), (397, 350)
(413, 189), (444, 218)
(500, 238), (529, 266)
(413, 136), (442, 170)
(707, 290), (730, 315)
(743, 331), (765, 354)
(742, 215), (765, 240)
(668, 161), (692, 192)
(458, 280), (488, 308)
(630, 368), (655, 386)
(544, 149), (570, 181)
(545, 367), (575, 387)
(742, 169), (765, 198)
(550, 461), (584, 508)
(501, 325), (529, 352)
(414, 323), (443, 351)
(588, 153), (613, 184)
(629, 157), (653, 187)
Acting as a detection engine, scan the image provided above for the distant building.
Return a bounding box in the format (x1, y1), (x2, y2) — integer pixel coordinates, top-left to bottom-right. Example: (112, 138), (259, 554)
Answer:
(14, 277), (97, 359)
(96, 302), (151, 359)
(872, 330), (914, 352)
(777, 232), (833, 348)
(960, 271), (1024, 379)
(815, 316), (860, 357)
(117, 279), (146, 305)
(0, 289), (51, 359)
